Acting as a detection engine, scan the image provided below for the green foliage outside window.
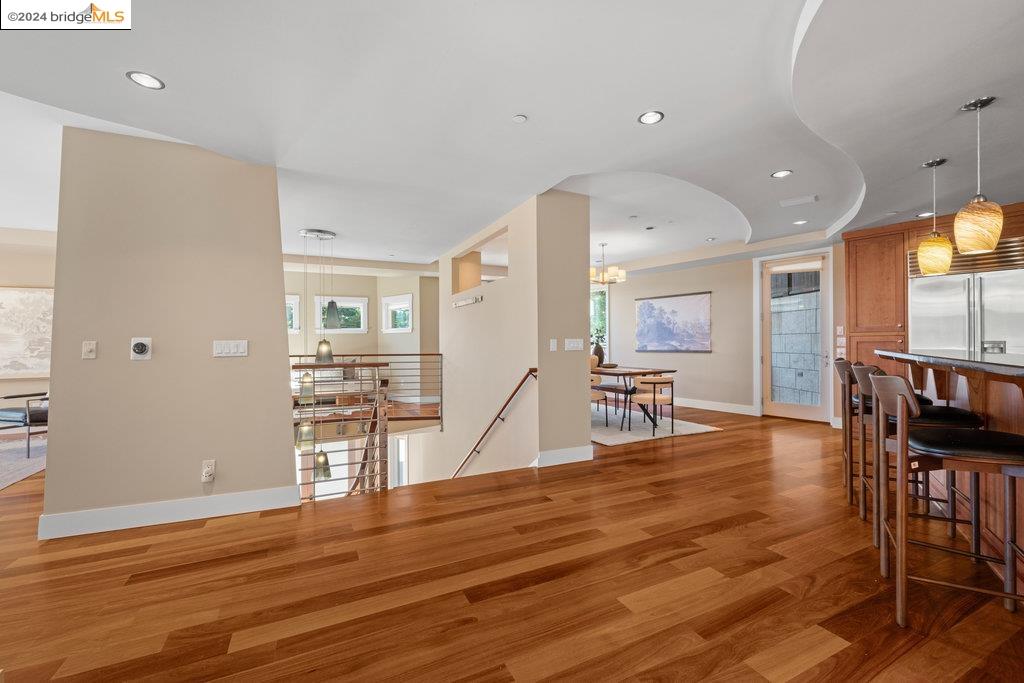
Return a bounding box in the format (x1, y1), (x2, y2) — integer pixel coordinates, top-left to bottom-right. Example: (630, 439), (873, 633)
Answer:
(590, 289), (607, 345)
(390, 306), (410, 329)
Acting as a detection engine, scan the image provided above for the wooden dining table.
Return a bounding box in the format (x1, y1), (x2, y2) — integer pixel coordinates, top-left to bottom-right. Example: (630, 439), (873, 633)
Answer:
(590, 366), (677, 431)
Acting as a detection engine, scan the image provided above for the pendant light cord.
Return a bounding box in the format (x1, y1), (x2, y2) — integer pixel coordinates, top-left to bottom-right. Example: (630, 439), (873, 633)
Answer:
(976, 106), (982, 195)
(303, 235), (309, 356)
(932, 165), (937, 233)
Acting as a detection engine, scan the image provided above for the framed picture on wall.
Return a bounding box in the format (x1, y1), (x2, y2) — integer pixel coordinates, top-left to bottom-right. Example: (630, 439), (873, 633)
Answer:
(0, 286), (54, 378)
(635, 291), (711, 352)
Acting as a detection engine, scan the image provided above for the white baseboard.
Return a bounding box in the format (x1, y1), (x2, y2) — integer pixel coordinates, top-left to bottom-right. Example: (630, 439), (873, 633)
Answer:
(829, 417), (843, 429)
(672, 397), (761, 416)
(37, 485), (299, 540)
(530, 444), (594, 468)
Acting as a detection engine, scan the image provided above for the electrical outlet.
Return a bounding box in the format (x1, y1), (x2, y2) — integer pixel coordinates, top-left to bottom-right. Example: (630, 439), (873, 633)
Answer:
(201, 459), (216, 483)
(81, 340), (97, 359)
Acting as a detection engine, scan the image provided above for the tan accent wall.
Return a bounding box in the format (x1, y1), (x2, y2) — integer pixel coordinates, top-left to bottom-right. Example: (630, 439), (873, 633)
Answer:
(44, 128), (295, 514)
(608, 259), (754, 408)
(536, 190), (591, 452)
(0, 228), (56, 403)
(283, 270), (379, 357)
(410, 191), (589, 482)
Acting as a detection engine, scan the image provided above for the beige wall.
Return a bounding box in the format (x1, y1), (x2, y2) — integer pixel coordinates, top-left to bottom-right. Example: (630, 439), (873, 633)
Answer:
(413, 197), (540, 481)
(284, 270), (378, 357)
(410, 190), (590, 482)
(608, 259), (755, 408)
(44, 128), (295, 515)
(0, 228), (56, 403)
(536, 190), (591, 452)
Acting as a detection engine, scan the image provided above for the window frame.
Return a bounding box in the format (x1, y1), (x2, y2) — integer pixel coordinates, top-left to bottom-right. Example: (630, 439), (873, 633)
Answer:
(315, 295), (369, 334)
(381, 293), (414, 334)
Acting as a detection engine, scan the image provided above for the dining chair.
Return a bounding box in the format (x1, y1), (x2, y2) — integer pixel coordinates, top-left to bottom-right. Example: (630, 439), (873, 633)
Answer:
(590, 375), (609, 427)
(0, 392), (49, 458)
(630, 375), (674, 437)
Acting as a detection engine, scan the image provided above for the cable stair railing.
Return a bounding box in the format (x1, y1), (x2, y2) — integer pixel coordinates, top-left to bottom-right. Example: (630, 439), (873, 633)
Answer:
(452, 368), (538, 478)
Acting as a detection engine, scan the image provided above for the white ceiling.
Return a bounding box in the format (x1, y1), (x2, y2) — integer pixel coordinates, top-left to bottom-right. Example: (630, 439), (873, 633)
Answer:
(0, 1), (1021, 266)
(793, 0), (1024, 230)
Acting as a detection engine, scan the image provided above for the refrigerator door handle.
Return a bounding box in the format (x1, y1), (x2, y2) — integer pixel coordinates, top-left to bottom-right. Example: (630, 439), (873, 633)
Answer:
(966, 277), (974, 357)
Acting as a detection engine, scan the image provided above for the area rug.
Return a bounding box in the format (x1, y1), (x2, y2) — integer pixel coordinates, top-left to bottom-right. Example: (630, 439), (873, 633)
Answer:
(590, 407), (720, 446)
(0, 436), (46, 490)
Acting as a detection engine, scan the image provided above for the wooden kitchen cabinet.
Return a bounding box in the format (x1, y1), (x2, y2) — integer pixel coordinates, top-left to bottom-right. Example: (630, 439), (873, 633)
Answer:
(847, 334), (906, 376)
(846, 232), (906, 334)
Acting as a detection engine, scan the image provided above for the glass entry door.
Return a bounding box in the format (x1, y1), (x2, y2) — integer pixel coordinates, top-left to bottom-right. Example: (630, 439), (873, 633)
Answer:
(761, 255), (829, 421)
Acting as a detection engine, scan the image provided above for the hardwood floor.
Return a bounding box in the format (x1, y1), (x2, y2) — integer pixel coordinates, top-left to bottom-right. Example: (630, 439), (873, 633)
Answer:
(1, 408), (1022, 681)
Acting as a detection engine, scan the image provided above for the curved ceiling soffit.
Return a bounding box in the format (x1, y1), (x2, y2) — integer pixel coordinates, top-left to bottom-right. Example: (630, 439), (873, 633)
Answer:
(556, 170), (752, 258)
(788, 0), (866, 238)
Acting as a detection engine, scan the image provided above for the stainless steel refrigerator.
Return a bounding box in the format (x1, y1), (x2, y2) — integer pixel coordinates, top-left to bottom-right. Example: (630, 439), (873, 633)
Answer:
(909, 269), (1024, 366)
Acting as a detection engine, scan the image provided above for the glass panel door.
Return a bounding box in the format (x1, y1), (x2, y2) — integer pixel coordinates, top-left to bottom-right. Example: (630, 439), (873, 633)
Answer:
(762, 256), (828, 421)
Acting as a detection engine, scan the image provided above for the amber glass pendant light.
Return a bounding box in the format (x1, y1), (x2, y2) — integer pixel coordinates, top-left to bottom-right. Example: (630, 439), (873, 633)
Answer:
(954, 97), (1002, 254)
(917, 158), (952, 276)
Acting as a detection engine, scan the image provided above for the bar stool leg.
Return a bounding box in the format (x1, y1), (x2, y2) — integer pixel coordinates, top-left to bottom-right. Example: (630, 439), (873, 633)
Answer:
(1005, 475), (1018, 613)
(971, 472), (981, 563)
(879, 433), (890, 578)
(895, 435), (909, 628)
(947, 471), (957, 539)
(922, 471), (931, 513)
(860, 411), (869, 522)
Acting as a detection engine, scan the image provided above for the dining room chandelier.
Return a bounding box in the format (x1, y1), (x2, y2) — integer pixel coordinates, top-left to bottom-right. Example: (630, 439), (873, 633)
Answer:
(590, 242), (626, 285)
(954, 97), (1002, 255)
(917, 157), (953, 276)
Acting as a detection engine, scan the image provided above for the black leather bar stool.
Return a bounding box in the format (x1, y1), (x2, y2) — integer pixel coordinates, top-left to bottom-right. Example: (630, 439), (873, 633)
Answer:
(870, 374), (1023, 627)
(852, 365), (981, 548)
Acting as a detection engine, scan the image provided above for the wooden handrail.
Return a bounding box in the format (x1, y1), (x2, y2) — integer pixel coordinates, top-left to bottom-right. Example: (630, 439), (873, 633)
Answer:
(451, 368), (538, 478)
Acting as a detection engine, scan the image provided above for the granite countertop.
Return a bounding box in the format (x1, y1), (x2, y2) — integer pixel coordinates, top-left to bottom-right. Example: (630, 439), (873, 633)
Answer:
(876, 349), (1024, 378)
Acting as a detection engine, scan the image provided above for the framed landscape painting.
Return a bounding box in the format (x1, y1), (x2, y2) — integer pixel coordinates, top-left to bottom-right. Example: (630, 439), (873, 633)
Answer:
(635, 291), (711, 352)
(0, 287), (53, 378)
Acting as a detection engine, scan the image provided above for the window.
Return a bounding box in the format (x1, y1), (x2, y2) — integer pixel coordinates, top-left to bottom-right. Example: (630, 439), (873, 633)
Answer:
(315, 295), (368, 333)
(390, 435), (409, 487)
(381, 293), (413, 334)
(590, 286), (607, 346)
(285, 294), (301, 334)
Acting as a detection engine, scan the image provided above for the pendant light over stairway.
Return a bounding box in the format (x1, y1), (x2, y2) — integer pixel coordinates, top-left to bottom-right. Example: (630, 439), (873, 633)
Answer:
(917, 158), (952, 276)
(954, 97), (1002, 255)
(299, 228), (338, 363)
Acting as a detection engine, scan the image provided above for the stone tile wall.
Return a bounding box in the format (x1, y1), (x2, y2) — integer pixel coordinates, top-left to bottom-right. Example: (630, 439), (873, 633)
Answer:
(770, 291), (821, 406)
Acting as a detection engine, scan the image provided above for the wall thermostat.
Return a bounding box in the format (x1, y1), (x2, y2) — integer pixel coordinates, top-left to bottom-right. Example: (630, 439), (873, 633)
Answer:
(130, 337), (152, 360)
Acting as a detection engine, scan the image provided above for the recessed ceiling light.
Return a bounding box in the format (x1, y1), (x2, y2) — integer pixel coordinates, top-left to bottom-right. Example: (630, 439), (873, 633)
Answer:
(645, 226), (655, 231)
(125, 71), (165, 90)
(638, 111), (664, 125)
(629, 215), (638, 220)
(917, 211), (935, 218)
(770, 169), (793, 178)
(886, 211), (900, 216)
(793, 219), (808, 225)
(511, 114), (528, 123)
(706, 237), (717, 243)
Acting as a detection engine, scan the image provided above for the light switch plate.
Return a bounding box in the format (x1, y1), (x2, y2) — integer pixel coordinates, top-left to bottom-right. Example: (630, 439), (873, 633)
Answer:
(549, 338), (557, 352)
(564, 338), (585, 351)
(81, 340), (97, 359)
(835, 325), (844, 336)
(213, 340), (249, 357)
